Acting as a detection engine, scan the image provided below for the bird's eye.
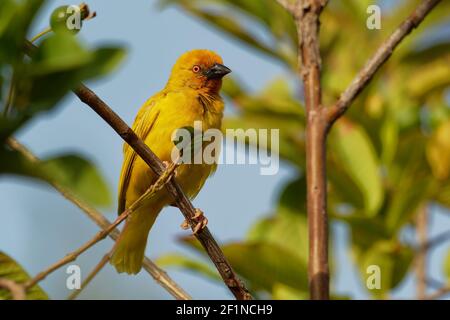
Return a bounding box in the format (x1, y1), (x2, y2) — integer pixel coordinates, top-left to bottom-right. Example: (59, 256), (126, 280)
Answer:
(192, 65), (201, 73)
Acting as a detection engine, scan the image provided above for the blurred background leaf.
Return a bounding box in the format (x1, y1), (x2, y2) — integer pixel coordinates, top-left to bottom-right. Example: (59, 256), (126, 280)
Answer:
(0, 251), (48, 300)
(0, 145), (111, 207)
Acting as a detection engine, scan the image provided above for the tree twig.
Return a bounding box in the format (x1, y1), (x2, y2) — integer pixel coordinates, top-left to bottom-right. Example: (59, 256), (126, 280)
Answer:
(326, 0), (442, 127)
(23, 40), (252, 300)
(67, 251), (111, 300)
(0, 278), (26, 300)
(415, 206), (428, 299)
(23, 160), (179, 290)
(7, 138), (191, 300)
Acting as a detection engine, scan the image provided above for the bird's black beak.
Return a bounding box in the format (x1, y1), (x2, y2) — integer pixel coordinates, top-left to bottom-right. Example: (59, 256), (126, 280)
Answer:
(204, 63), (231, 80)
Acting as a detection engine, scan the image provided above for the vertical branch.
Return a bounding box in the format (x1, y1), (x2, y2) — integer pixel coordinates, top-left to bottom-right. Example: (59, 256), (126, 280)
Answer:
(278, 0), (329, 300)
(294, 0), (329, 300)
(416, 205), (428, 299)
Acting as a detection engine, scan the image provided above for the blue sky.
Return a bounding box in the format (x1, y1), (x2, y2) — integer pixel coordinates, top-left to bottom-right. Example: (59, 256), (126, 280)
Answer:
(0, 0), (448, 299)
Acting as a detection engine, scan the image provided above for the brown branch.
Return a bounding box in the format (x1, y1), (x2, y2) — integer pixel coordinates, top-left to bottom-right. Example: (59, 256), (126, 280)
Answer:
(23, 161), (179, 290)
(293, 0), (329, 300)
(67, 251), (111, 300)
(415, 206), (428, 300)
(7, 138), (191, 300)
(326, 0), (442, 127)
(0, 278), (26, 300)
(24, 41), (252, 300)
(424, 285), (450, 300)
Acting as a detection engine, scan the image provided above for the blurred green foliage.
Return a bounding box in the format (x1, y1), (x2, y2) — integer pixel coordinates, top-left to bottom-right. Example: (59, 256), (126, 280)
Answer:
(0, 252), (47, 300)
(158, 0), (450, 299)
(0, 0), (125, 297)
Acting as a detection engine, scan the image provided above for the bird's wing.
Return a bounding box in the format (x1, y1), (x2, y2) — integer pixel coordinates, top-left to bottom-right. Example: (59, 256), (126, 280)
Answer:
(117, 95), (162, 214)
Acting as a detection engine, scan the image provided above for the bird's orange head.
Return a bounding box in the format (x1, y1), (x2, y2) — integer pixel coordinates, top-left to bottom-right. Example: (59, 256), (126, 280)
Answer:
(166, 49), (231, 94)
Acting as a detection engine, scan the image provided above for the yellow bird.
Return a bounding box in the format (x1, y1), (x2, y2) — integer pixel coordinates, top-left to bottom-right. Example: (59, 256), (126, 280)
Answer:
(110, 50), (231, 274)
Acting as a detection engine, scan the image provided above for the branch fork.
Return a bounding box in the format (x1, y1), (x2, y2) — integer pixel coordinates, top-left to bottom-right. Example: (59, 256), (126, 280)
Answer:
(277, 0), (442, 300)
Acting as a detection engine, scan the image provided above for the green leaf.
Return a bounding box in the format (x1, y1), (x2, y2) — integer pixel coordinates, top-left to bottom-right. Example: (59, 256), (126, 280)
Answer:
(384, 134), (431, 233)
(247, 211), (308, 265)
(15, 34), (126, 113)
(0, 251), (48, 300)
(401, 42), (450, 66)
(0, 115), (28, 142)
(330, 119), (383, 216)
(380, 113), (398, 167)
(0, 146), (111, 207)
(206, 0), (297, 43)
(426, 121), (450, 180)
(237, 78), (304, 119)
(385, 184), (430, 235)
(277, 175), (306, 214)
(444, 250), (450, 281)
(224, 115), (304, 167)
(176, 238), (308, 293)
(356, 241), (413, 298)
(222, 242), (308, 292)
(0, 0), (44, 64)
(83, 47), (127, 79)
(31, 33), (91, 74)
(341, 215), (390, 251)
(40, 154), (112, 207)
(156, 254), (221, 282)
(272, 283), (308, 300)
(159, 0), (296, 68)
(434, 181), (450, 209)
(406, 58), (450, 100)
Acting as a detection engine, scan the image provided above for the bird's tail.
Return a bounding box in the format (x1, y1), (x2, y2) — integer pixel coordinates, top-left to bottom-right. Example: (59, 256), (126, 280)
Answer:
(110, 204), (161, 274)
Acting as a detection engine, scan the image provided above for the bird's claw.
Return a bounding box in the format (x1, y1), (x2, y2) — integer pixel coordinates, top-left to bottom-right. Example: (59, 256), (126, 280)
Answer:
(180, 209), (208, 234)
(180, 219), (190, 230)
(192, 209), (208, 234)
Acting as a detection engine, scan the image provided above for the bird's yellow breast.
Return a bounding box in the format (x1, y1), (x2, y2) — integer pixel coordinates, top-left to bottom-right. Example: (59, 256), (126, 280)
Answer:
(123, 88), (223, 208)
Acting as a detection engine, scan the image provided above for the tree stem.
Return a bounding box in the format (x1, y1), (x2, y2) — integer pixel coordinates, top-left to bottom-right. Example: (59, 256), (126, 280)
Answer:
(416, 206), (428, 299)
(296, 0), (329, 300)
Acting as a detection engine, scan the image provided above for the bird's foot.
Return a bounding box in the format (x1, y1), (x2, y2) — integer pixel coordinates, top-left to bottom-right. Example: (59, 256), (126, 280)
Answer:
(162, 160), (178, 177)
(180, 209), (208, 234)
(192, 209), (208, 234)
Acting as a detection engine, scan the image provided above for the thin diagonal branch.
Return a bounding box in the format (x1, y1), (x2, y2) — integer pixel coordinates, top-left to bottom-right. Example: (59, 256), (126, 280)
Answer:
(7, 138), (191, 300)
(0, 278), (26, 300)
(67, 251), (111, 300)
(24, 40), (252, 300)
(326, 0), (442, 127)
(23, 161), (179, 290)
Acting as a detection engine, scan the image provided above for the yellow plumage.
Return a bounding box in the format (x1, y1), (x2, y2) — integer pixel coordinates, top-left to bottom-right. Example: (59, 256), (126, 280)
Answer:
(110, 50), (230, 274)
